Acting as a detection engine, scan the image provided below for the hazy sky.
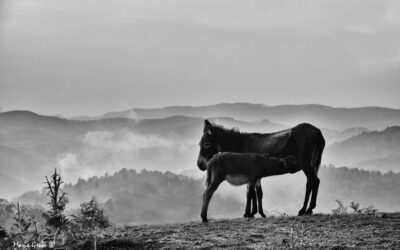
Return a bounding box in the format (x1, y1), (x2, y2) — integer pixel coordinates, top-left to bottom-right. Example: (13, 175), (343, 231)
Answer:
(1, 0), (400, 116)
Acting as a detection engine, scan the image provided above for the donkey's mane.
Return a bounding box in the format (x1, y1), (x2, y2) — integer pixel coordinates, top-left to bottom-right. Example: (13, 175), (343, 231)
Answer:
(210, 122), (243, 136)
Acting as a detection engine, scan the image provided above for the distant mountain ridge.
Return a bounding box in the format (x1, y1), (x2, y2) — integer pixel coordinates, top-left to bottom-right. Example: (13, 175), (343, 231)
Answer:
(324, 126), (400, 172)
(1, 104), (400, 199)
(0, 110), (289, 198)
(73, 103), (400, 130)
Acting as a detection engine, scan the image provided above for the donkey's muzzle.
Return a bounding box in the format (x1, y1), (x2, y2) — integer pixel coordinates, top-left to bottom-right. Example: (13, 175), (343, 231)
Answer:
(197, 156), (207, 171)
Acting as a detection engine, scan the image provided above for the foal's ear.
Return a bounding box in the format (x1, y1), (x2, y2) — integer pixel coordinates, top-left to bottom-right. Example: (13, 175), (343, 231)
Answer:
(203, 120), (213, 135)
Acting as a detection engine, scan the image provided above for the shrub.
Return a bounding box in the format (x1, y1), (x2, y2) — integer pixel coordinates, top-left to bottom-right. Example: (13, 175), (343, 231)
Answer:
(349, 201), (361, 213)
(361, 205), (378, 215)
(72, 198), (110, 250)
(332, 200), (347, 215)
(332, 200), (379, 215)
(13, 203), (32, 233)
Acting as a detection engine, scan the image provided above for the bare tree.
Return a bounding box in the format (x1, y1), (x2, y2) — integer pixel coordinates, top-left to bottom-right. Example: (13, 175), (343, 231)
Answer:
(13, 203), (31, 233)
(43, 168), (69, 246)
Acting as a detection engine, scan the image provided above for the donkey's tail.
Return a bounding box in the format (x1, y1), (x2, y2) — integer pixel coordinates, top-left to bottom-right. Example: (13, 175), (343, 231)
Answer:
(312, 135), (325, 175)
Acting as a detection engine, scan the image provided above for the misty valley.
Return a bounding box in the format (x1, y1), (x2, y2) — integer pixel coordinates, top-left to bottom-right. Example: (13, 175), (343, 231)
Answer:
(1, 103), (400, 248)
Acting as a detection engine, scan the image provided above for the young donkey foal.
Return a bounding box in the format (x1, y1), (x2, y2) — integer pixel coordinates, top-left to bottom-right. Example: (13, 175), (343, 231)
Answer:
(201, 152), (298, 222)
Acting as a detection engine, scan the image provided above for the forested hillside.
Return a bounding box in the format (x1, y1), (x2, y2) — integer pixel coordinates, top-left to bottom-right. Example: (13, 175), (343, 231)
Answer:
(12, 165), (400, 226)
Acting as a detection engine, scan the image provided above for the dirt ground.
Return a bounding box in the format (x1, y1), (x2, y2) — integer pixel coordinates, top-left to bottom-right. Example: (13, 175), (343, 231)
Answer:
(78, 212), (400, 249)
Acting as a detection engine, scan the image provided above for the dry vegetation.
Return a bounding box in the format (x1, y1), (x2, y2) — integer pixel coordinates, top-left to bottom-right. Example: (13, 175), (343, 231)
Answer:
(59, 212), (400, 249)
(2, 167), (400, 249)
(2, 169), (400, 249)
(3, 210), (400, 249)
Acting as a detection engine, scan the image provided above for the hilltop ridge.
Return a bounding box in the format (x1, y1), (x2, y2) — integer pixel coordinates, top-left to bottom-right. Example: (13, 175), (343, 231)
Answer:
(39, 213), (400, 249)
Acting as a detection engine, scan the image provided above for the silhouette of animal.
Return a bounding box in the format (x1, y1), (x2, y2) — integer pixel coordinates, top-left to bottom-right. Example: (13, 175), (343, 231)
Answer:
(201, 152), (298, 222)
(197, 120), (325, 218)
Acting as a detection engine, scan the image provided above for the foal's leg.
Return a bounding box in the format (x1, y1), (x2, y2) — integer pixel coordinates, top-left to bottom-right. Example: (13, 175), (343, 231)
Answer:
(250, 187), (258, 218)
(243, 184), (251, 218)
(243, 184), (252, 218)
(250, 186), (258, 217)
(255, 179), (266, 218)
(244, 183), (256, 218)
(201, 178), (222, 223)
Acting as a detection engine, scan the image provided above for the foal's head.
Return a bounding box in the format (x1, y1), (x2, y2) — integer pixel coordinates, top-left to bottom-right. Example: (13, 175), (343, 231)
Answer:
(197, 120), (221, 171)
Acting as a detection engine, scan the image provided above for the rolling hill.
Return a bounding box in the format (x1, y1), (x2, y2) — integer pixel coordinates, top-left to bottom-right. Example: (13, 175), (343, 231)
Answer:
(14, 166), (400, 225)
(324, 126), (400, 172)
(1, 104), (399, 199)
(0, 110), (287, 198)
(88, 103), (400, 130)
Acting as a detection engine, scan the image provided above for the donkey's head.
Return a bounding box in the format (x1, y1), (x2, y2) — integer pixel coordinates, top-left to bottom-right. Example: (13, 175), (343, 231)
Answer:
(197, 120), (221, 171)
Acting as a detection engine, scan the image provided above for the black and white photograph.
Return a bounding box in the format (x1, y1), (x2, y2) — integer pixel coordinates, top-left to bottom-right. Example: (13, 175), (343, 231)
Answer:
(1, 0), (400, 249)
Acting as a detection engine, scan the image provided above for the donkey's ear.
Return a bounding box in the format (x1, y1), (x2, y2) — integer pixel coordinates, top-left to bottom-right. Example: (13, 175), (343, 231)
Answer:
(203, 120), (213, 135)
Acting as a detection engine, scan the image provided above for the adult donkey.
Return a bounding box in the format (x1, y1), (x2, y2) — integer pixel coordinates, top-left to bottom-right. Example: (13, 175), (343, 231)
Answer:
(197, 120), (325, 217)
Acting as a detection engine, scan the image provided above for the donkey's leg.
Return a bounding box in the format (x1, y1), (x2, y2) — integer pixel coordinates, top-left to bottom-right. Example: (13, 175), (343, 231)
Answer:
(243, 184), (253, 217)
(299, 164), (320, 216)
(306, 148), (322, 214)
(298, 181), (312, 216)
(244, 183), (256, 218)
(201, 179), (222, 223)
(298, 152), (313, 216)
(243, 184), (252, 218)
(250, 186), (258, 216)
(255, 179), (266, 218)
(306, 177), (320, 214)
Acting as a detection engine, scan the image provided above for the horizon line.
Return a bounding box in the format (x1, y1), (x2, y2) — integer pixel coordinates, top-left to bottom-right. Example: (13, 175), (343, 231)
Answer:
(1, 102), (400, 118)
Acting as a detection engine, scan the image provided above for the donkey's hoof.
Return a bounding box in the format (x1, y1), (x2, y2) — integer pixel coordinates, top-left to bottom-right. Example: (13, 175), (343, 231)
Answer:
(298, 209), (306, 216)
(243, 213), (252, 218)
(259, 213), (267, 218)
(305, 209), (313, 215)
(201, 215), (208, 223)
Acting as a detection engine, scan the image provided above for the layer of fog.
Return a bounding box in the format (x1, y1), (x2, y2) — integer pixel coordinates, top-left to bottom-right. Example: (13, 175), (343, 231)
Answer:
(34, 127), (315, 217)
(16, 164), (400, 226)
(8, 120), (400, 224)
(46, 128), (372, 216)
(57, 130), (199, 184)
(2, 112), (398, 206)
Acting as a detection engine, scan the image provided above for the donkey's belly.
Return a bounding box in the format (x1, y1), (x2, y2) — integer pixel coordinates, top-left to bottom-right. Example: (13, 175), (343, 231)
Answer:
(225, 175), (249, 186)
